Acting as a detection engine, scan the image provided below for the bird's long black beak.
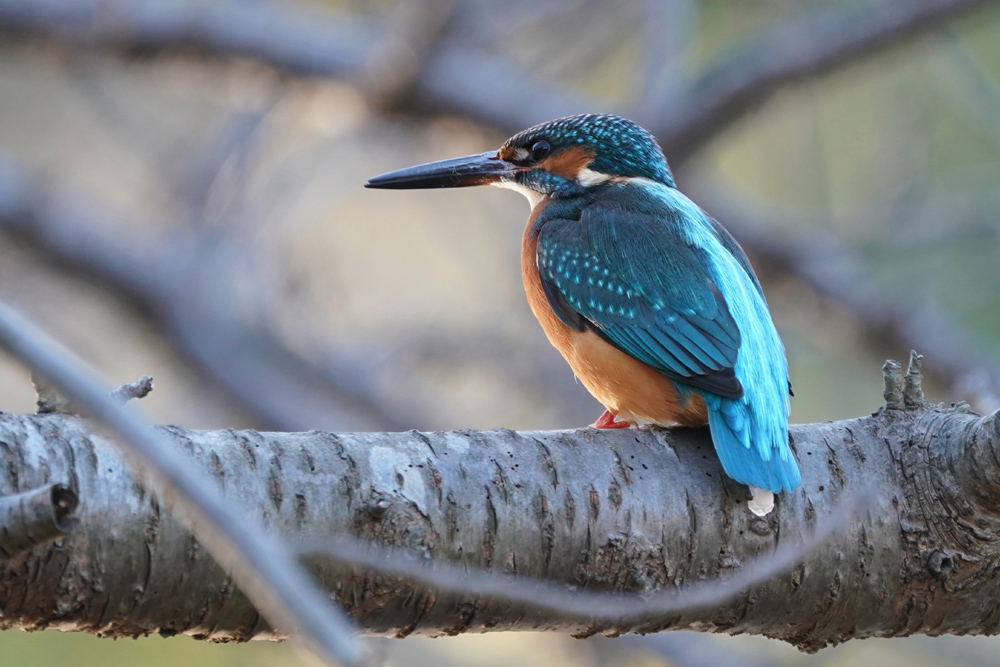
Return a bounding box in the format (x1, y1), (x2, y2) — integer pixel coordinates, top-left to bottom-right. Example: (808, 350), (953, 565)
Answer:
(365, 151), (518, 189)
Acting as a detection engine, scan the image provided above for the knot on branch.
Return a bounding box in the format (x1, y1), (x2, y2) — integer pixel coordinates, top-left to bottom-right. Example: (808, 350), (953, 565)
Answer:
(0, 483), (79, 561)
(883, 351), (924, 411)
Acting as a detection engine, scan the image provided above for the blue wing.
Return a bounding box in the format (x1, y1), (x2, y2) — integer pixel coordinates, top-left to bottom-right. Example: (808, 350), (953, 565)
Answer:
(535, 184), (800, 494)
(536, 192), (743, 398)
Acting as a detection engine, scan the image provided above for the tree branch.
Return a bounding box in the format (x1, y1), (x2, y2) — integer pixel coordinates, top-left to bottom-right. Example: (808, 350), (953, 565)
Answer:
(0, 298), (365, 667)
(297, 487), (867, 623)
(1, 378), (998, 649)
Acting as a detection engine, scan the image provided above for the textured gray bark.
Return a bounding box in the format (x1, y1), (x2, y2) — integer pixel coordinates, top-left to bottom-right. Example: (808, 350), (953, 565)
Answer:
(2, 393), (1000, 650)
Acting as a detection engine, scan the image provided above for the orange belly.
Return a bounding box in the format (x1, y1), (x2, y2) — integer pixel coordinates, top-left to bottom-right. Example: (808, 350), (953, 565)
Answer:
(521, 206), (707, 427)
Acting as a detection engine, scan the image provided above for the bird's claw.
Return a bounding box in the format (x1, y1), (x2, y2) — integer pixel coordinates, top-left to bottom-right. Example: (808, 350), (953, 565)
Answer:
(590, 410), (630, 429)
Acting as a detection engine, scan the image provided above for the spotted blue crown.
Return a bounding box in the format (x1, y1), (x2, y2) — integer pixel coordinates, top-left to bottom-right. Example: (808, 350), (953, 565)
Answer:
(504, 114), (675, 186)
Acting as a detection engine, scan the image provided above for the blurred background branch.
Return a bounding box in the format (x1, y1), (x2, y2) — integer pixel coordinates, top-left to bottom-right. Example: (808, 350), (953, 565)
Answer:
(643, 0), (998, 163)
(2, 0), (1000, 665)
(0, 0), (991, 155)
(1, 0), (996, 424)
(0, 155), (406, 431)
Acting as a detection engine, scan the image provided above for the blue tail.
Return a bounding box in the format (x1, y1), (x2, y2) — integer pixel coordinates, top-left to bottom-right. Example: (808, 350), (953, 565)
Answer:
(645, 183), (801, 493)
(702, 393), (800, 493)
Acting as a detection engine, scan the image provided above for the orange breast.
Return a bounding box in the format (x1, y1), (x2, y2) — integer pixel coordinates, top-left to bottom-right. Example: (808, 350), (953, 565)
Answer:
(521, 203), (707, 427)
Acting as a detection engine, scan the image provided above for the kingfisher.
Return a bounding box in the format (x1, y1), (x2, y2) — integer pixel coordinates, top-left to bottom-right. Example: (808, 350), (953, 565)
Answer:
(366, 114), (800, 515)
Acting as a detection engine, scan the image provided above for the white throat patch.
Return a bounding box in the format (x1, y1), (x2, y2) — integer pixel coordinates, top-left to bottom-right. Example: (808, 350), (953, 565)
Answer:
(492, 179), (543, 208)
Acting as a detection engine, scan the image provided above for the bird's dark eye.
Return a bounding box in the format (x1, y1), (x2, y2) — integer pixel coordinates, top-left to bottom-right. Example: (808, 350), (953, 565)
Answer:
(530, 140), (551, 162)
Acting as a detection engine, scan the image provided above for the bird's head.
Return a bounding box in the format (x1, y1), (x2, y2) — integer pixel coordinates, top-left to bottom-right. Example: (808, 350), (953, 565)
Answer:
(365, 114), (674, 203)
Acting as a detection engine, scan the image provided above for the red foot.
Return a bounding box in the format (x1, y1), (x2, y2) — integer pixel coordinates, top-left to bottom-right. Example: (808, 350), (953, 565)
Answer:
(590, 410), (630, 429)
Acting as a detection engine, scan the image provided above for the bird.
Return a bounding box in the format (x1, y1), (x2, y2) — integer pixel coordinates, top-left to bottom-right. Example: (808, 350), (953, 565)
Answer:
(365, 113), (800, 515)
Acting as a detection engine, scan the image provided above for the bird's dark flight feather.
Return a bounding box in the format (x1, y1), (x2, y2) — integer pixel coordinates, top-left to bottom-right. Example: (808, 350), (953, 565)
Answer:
(539, 272), (586, 332)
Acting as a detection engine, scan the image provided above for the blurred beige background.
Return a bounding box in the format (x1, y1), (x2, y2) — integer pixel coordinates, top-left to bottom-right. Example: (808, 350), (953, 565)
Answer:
(2, 0), (1000, 665)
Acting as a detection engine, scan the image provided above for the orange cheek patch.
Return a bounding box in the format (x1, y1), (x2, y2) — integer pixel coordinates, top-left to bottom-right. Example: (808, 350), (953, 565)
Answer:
(538, 145), (596, 180)
(498, 145), (520, 162)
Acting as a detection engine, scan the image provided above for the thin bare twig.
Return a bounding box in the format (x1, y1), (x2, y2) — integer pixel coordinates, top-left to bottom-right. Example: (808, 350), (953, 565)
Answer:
(0, 298), (366, 667)
(298, 488), (869, 623)
(110, 375), (154, 404)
